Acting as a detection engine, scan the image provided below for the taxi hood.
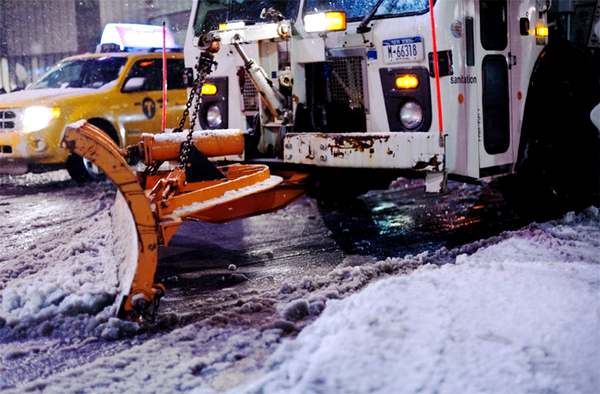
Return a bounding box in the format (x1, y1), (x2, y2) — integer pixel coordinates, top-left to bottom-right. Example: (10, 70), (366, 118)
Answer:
(0, 88), (100, 108)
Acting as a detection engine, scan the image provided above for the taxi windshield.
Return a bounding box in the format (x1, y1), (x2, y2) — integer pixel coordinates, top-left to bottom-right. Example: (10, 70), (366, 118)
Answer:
(303, 0), (430, 21)
(194, 0), (301, 35)
(29, 57), (127, 90)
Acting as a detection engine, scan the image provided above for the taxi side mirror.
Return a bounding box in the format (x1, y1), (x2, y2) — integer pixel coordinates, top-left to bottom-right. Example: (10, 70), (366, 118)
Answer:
(122, 77), (146, 93)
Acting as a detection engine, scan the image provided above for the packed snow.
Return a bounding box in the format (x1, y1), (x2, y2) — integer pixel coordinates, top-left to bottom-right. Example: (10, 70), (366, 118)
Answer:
(150, 129), (244, 143)
(1, 171), (599, 393)
(238, 207), (600, 394)
(0, 173), (138, 339)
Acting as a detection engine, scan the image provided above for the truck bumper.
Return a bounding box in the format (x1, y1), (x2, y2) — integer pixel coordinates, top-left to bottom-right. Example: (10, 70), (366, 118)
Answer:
(283, 132), (445, 171)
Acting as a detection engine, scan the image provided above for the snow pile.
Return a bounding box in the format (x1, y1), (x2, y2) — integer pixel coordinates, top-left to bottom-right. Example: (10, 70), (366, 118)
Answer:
(238, 208), (600, 394)
(0, 188), (133, 335)
(12, 324), (282, 393)
(0, 170), (70, 188)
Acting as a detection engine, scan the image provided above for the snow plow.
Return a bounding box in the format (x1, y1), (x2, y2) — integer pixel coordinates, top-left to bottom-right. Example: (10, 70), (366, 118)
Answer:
(62, 121), (306, 321)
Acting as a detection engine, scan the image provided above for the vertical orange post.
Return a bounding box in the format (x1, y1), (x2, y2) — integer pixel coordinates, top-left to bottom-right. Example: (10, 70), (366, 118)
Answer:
(161, 21), (168, 132)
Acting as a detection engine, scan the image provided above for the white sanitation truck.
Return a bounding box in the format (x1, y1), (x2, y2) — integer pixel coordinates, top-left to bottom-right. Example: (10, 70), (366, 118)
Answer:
(183, 0), (599, 206)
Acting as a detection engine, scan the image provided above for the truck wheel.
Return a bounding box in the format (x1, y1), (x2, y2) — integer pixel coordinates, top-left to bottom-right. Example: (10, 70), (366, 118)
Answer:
(66, 119), (119, 183)
(516, 39), (600, 218)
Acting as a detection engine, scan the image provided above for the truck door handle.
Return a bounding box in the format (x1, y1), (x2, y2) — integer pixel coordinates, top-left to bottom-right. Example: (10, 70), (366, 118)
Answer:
(507, 53), (517, 69)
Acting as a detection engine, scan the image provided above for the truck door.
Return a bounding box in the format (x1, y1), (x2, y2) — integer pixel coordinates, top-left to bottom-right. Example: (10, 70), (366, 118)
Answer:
(477, 0), (520, 174)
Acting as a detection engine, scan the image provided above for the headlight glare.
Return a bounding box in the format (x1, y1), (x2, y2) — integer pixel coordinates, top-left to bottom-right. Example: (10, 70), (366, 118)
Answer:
(206, 105), (222, 129)
(399, 101), (423, 130)
(22, 106), (60, 132)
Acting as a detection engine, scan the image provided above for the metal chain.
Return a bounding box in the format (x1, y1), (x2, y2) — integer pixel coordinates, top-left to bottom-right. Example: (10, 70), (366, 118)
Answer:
(177, 52), (218, 170)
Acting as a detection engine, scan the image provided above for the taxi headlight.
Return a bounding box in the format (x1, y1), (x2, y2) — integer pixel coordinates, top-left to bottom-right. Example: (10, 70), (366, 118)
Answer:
(22, 106), (60, 133)
(399, 101), (423, 130)
(206, 105), (222, 128)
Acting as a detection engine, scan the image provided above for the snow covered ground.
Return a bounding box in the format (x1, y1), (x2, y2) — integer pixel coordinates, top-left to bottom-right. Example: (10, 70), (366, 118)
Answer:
(239, 207), (600, 394)
(0, 171), (598, 393)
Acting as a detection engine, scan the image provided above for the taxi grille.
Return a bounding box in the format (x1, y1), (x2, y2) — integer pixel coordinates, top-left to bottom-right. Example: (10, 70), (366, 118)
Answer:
(0, 110), (17, 131)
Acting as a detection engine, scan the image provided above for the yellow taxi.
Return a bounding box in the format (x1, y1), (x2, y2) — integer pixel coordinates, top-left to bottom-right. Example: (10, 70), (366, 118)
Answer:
(0, 51), (188, 181)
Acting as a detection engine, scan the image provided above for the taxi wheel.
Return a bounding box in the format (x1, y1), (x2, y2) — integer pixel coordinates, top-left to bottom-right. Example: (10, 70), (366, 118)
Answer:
(65, 119), (118, 183)
(66, 154), (105, 183)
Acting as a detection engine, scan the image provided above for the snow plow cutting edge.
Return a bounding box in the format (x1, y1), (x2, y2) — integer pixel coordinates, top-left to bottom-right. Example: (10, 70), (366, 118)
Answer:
(62, 122), (306, 321)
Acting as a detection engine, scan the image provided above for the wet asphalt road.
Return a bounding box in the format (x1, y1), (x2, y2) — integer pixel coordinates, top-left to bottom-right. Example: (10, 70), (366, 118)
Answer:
(156, 178), (527, 321)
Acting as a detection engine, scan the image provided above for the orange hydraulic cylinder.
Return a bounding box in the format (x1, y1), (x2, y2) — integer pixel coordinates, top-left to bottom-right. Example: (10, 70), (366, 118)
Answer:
(140, 129), (244, 164)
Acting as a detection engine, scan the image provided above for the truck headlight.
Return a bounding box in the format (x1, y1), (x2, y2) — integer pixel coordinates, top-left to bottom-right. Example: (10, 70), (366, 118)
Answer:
(206, 105), (222, 128)
(304, 11), (347, 33)
(23, 106), (60, 132)
(399, 101), (423, 130)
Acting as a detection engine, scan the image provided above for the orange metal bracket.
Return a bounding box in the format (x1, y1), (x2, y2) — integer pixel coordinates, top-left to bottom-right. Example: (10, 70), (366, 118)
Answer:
(62, 123), (307, 321)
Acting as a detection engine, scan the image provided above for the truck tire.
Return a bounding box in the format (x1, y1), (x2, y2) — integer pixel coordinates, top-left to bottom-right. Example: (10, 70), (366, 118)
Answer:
(516, 39), (600, 218)
(66, 119), (120, 183)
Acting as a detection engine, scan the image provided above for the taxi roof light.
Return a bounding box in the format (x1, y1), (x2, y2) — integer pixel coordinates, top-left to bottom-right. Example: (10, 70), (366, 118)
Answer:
(201, 83), (218, 96)
(395, 74), (419, 90)
(304, 11), (347, 33)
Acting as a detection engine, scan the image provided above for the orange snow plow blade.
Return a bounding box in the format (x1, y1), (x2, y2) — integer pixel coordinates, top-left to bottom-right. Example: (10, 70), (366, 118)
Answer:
(61, 122), (306, 321)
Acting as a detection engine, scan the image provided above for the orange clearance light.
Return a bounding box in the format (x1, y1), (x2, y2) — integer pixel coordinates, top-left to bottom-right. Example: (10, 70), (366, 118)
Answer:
(304, 11), (347, 32)
(201, 83), (217, 96)
(535, 24), (549, 38)
(326, 11), (346, 32)
(395, 74), (419, 90)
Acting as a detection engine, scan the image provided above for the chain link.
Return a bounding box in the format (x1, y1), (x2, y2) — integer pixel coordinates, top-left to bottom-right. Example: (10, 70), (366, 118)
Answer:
(176, 52), (218, 170)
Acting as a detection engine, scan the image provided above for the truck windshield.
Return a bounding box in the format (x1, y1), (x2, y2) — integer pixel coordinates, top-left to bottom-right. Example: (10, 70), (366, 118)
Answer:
(304, 0), (430, 21)
(29, 57), (127, 90)
(194, 0), (301, 35)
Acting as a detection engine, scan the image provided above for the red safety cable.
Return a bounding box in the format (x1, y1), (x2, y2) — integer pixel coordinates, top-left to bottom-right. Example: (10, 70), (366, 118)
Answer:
(428, 0), (444, 139)
(161, 21), (168, 132)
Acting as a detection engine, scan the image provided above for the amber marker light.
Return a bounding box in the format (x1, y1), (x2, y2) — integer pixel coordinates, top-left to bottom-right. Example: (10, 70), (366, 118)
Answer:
(395, 74), (419, 90)
(535, 24), (549, 38)
(304, 11), (347, 33)
(201, 83), (218, 96)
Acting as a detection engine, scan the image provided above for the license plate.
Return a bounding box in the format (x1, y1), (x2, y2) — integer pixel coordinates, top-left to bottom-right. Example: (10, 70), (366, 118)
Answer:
(383, 37), (424, 64)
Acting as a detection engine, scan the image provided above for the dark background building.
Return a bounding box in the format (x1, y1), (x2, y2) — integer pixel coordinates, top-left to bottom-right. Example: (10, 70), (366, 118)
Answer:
(0, 0), (191, 92)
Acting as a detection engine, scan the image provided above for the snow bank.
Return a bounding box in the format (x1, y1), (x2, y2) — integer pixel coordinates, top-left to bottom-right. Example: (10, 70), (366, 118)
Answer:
(0, 187), (136, 336)
(239, 208), (600, 394)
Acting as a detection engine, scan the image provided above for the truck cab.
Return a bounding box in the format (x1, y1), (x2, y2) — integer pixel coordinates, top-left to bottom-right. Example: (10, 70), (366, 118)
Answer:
(185, 0), (597, 201)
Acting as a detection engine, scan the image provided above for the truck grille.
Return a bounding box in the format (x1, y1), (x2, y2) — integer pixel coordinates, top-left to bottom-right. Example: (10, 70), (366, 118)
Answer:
(0, 110), (17, 131)
(241, 71), (259, 112)
(329, 56), (365, 108)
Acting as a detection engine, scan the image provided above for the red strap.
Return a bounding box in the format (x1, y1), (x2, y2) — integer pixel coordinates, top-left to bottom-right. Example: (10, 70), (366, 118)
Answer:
(161, 22), (168, 132)
(428, 0), (444, 136)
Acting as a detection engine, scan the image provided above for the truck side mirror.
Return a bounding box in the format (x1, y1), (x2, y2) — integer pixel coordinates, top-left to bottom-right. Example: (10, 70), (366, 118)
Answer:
(122, 77), (146, 92)
(183, 68), (194, 88)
